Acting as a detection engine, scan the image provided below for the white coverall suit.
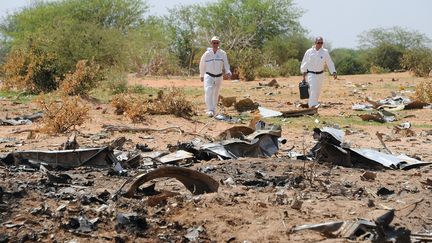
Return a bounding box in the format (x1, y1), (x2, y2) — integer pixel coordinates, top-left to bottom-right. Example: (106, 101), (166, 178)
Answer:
(199, 48), (231, 115)
(300, 46), (336, 107)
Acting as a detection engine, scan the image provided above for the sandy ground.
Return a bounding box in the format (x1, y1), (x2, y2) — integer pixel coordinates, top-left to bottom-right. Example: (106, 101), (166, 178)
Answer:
(0, 72), (431, 242)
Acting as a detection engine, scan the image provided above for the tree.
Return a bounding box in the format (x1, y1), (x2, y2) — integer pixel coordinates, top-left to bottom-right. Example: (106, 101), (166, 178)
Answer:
(357, 26), (431, 72)
(358, 26), (431, 50)
(196, 0), (304, 51)
(165, 5), (201, 74)
(0, 0), (152, 92)
(263, 34), (312, 65)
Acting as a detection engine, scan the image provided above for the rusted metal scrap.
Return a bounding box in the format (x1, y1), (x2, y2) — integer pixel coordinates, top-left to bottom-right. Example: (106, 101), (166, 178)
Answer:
(122, 167), (219, 198)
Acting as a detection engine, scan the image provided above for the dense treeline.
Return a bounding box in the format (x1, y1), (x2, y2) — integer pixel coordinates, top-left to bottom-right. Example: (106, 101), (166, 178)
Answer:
(0, 0), (431, 94)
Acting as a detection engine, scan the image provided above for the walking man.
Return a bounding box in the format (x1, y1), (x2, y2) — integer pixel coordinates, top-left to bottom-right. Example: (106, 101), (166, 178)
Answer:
(300, 36), (337, 108)
(199, 36), (232, 117)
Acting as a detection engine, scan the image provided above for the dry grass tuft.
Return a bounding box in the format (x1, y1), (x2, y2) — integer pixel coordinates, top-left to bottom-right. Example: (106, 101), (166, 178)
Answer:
(148, 88), (196, 118)
(111, 87), (195, 122)
(415, 79), (432, 103)
(35, 95), (90, 134)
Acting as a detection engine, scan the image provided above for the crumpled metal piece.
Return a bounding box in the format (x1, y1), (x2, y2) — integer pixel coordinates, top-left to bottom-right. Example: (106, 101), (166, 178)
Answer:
(310, 127), (432, 170)
(1, 147), (117, 169)
(122, 167), (219, 198)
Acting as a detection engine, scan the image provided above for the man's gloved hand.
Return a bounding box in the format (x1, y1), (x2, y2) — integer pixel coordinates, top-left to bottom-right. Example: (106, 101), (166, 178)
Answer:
(200, 77), (204, 82)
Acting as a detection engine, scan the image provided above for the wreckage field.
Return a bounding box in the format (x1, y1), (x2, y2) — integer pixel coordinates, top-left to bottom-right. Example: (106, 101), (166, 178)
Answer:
(1, 72), (432, 242)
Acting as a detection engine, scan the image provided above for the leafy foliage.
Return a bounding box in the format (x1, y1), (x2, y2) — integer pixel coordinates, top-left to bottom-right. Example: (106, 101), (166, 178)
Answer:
(279, 59), (301, 77)
(256, 65), (279, 78)
(0, 0), (149, 92)
(358, 26), (432, 72)
(331, 48), (368, 75)
(263, 34), (312, 65)
(197, 0), (303, 50)
(358, 26), (431, 50)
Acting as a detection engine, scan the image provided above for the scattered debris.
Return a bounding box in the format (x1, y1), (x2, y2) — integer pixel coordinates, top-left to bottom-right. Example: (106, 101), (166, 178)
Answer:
(258, 79), (280, 88)
(62, 132), (79, 150)
(103, 124), (183, 134)
(393, 122), (416, 137)
(157, 150), (194, 164)
(182, 127), (282, 159)
(282, 107), (318, 117)
(360, 171), (377, 181)
(0, 111), (43, 126)
(234, 98), (259, 112)
(258, 106), (282, 118)
(290, 210), (410, 242)
(216, 126), (254, 140)
(358, 110), (396, 123)
(219, 96), (237, 108)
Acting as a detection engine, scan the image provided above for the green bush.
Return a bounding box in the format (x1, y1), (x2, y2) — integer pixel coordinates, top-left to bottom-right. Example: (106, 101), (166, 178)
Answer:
(256, 66), (279, 78)
(279, 59), (300, 77)
(331, 48), (368, 75)
(401, 48), (432, 77)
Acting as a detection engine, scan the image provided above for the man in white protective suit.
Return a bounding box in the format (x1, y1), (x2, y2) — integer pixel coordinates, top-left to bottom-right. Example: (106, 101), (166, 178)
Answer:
(199, 36), (232, 117)
(300, 36), (337, 108)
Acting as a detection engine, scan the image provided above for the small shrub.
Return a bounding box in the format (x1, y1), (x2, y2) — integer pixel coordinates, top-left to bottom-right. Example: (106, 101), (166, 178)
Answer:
(415, 79), (432, 103)
(239, 67), (256, 81)
(401, 48), (432, 77)
(279, 59), (300, 77)
(2, 47), (59, 93)
(229, 49), (262, 81)
(102, 69), (128, 94)
(149, 88), (196, 118)
(111, 93), (148, 122)
(256, 66), (279, 78)
(370, 65), (390, 74)
(110, 87), (196, 121)
(36, 95), (90, 134)
(59, 59), (102, 96)
(141, 54), (182, 76)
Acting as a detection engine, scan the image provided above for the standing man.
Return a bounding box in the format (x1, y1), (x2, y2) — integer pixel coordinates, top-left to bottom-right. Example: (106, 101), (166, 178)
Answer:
(300, 36), (337, 108)
(199, 36), (232, 117)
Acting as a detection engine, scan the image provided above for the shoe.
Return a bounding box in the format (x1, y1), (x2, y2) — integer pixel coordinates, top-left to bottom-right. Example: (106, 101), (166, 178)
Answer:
(206, 111), (214, 117)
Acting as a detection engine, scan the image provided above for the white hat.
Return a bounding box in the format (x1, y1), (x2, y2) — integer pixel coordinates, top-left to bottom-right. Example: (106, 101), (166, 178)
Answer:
(210, 36), (220, 42)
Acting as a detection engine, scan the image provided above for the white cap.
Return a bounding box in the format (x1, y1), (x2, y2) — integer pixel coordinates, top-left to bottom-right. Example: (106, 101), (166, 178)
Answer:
(210, 36), (220, 42)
